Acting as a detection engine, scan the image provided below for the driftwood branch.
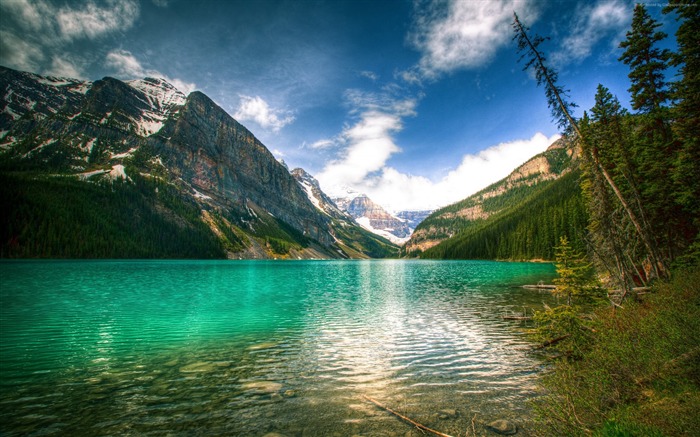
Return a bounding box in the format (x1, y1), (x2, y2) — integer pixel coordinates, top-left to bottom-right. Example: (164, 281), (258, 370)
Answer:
(362, 395), (454, 437)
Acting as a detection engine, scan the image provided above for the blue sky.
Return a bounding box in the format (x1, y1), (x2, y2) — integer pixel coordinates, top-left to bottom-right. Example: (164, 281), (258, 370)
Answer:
(0, 0), (680, 211)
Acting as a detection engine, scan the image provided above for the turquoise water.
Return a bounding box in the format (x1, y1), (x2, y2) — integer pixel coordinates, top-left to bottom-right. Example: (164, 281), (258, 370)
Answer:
(1, 259), (555, 436)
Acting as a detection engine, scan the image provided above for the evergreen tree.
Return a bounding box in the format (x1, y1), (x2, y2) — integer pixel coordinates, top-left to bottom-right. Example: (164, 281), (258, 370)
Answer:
(552, 236), (602, 306)
(619, 4), (670, 114)
(512, 12), (669, 279)
(664, 2), (700, 262)
(619, 4), (695, 266)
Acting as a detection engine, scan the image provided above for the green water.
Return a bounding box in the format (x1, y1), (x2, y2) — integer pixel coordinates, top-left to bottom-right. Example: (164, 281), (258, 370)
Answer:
(0, 259), (556, 436)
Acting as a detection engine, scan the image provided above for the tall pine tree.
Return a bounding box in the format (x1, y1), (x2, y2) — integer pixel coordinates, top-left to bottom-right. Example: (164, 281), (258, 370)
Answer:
(664, 2), (700, 263)
(513, 12), (669, 279)
(619, 4), (670, 115)
(618, 4), (689, 266)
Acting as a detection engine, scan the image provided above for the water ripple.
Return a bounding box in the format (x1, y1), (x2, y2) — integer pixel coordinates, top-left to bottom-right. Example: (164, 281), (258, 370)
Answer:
(1, 259), (555, 436)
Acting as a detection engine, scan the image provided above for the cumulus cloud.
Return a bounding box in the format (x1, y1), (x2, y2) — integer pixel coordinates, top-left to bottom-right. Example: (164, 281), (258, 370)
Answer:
(317, 110), (403, 189)
(318, 132), (559, 212)
(233, 95), (295, 132)
(56, 0), (139, 41)
(552, 0), (630, 66)
(0, 0), (139, 78)
(409, 0), (539, 79)
(0, 29), (44, 72)
(105, 49), (197, 95)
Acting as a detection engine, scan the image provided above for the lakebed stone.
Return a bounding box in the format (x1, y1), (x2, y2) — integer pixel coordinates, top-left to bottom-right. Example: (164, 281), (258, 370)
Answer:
(486, 419), (517, 435)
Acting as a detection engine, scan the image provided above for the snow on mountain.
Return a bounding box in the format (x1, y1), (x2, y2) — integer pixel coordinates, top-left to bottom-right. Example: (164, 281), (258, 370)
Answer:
(355, 216), (410, 245)
(125, 78), (188, 137)
(290, 168), (350, 219)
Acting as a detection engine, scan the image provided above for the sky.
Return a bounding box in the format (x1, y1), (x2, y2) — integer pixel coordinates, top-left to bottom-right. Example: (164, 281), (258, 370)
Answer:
(0, 0), (681, 212)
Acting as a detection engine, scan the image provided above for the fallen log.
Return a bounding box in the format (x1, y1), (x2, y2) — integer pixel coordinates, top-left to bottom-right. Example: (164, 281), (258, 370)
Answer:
(536, 334), (571, 349)
(502, 315), (532, 321)
(362, 395), (454, 437)
(523, 284), (557, 290)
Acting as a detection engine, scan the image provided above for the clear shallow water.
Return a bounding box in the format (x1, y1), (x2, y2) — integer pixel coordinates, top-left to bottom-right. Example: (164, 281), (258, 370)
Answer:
(0, 259), (556, 436)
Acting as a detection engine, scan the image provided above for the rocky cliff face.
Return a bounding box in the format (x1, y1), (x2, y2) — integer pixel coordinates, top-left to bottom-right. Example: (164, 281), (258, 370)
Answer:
(153, 91), (333, 245)
(0, 66), (361, 258)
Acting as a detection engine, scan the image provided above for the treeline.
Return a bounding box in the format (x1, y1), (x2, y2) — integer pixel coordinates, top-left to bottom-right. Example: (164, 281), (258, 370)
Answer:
(422, 169), (587, 260)
(513, 3), (699, 290)
(0, 172), (225, 258)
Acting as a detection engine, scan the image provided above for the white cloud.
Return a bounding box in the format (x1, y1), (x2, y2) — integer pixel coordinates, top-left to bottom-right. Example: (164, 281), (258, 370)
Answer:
(46, 56), (83, 78)
(0, 0), (53, 33)
(0, 29), (44, 72)
(552, 0), (630, 66)
(56, 0), (139, 40)
(316, 86), (419, 193)
(105, 49), (197, 95)
(318, 132), (559, 212)
(359, 70), (379, 81)
(308, 139), (337, 149)
(317, 110), (403, 188)
(233, 95), (295, 132)
(410, 0), (539, 79)
(0, 0), (139, 78)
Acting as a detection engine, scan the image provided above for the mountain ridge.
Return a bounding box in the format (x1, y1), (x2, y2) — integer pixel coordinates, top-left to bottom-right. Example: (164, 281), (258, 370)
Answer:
(0, 66), (396, 259)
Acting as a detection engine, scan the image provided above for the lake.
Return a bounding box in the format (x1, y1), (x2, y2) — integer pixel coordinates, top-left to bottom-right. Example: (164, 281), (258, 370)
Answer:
(0, 259), (556, 436)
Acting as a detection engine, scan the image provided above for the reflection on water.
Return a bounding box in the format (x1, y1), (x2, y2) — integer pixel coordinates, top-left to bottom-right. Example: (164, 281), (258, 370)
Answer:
(0, 260), (556, 436)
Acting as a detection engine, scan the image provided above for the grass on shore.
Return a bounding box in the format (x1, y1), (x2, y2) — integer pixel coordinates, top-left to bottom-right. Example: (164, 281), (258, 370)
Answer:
(531, 267), (700, 436)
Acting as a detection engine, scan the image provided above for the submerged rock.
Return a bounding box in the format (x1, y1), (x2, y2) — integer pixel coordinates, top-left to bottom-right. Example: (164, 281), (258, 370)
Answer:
(486, 419), (517, 435)
(179, 361), (217, 373)
(242, 381), (283, 393)
(247, 342), (279, 351)
(438, 408), (457, 419)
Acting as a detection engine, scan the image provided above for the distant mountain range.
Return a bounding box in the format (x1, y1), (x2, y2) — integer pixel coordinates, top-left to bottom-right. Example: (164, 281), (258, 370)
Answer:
(330, 190), (431, 245)
(0, 66), (397, 259)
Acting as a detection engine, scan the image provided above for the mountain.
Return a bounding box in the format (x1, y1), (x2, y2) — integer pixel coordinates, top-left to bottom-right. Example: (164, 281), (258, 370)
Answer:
(291, 167), (351, 221)
(332, 192), (414, 245)
(396, 210), (433, 230)
(290, 168), (399, 258)
(0, 66), (396, 259)
(403, 138), (588, 260)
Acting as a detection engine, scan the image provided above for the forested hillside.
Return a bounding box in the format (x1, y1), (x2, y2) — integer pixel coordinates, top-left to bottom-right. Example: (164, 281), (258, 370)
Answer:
(421, 169), (586, 260)
(404, 139), (583, 261)
(0, 172), (225, 258)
